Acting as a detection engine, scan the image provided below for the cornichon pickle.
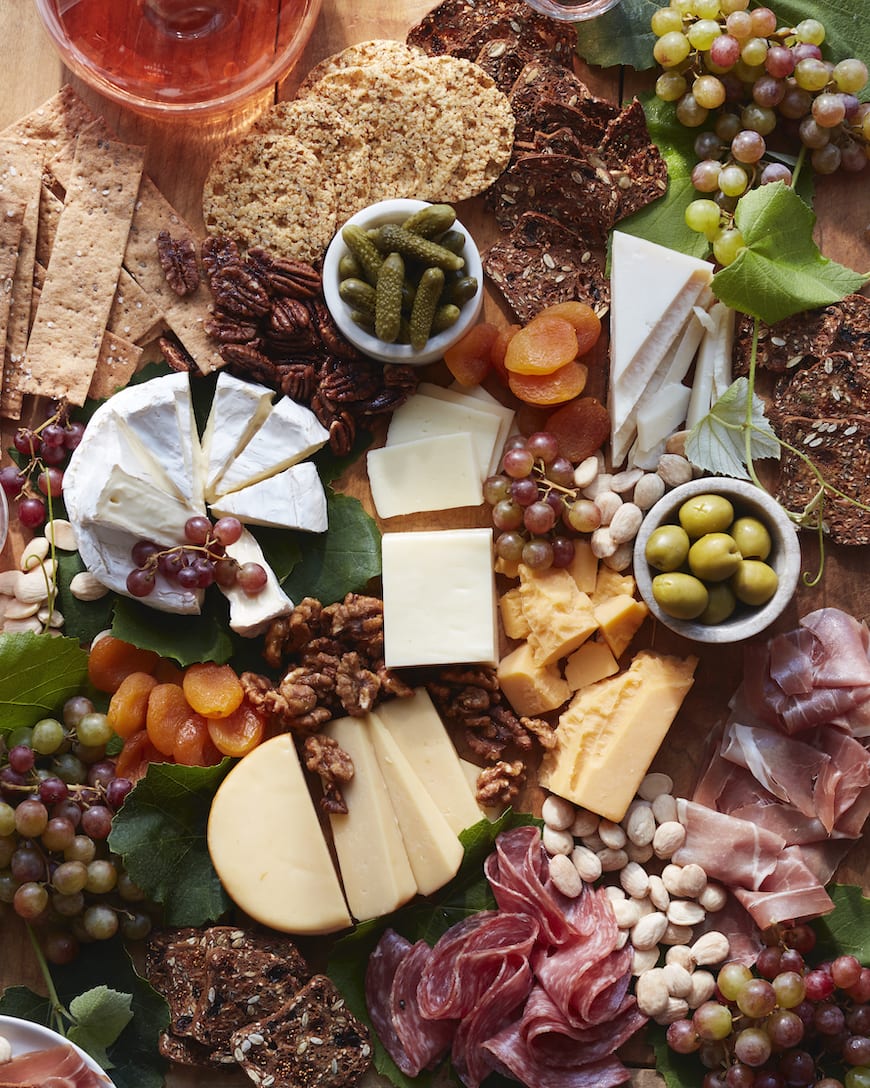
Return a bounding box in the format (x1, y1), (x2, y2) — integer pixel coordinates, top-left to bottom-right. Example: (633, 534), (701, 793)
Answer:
(337, 252), (362, 280)
(409, 267), (445, 351)
(443, 275), (478, 307)
(401, 203), (456, 238)
(374, 223), (465, 272)
(438, 229), (466, 255)
(401, 280), (416, 314)
(430, 303), (461, 334)
(374, 251), (405, 343)
(338, 277), (377, 315)
(341, 224), (384, 285)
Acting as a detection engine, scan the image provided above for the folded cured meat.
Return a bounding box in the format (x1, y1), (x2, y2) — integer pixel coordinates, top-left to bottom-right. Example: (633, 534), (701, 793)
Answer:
(673, 799), (786, 890)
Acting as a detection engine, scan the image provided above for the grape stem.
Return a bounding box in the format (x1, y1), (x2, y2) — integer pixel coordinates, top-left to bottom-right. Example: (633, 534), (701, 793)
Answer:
(25, 923), (73, 1038)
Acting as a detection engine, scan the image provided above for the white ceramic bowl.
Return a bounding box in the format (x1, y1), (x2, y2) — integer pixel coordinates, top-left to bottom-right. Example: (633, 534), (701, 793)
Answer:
(0, 1014), (114, 1084)
(322, 198), (484, 366)
(633, 477), (802, 644)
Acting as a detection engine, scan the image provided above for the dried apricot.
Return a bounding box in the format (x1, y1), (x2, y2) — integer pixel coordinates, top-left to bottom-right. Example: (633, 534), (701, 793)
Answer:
(182, 662), (244, 719)
(87, 636), (159, 694)
(490, 324), (520, 384)
(538, 301), (602, 356)
(153, 658), (185, 686)
(146, 683), (194, 757)
(107, 672), (158, 740)
(115, 729), (164, 784)
(504, 315), (578, 376)
(443, 322), (498, 386)
(545, 396), (612, 461)
(207, 700), (266, 758)
(174, 718), (223, 767)
(508, 360), (588, 405)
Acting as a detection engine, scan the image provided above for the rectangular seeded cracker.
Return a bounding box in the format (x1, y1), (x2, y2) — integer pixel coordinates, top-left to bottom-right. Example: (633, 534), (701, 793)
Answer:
(20, 130), (146, 404)
(772, 353), (870, 422)
(88, 330), (144, 401)
(0, 198), (25, 368)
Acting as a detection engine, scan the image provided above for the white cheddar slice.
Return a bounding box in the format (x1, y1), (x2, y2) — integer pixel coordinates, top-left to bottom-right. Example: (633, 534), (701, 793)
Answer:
(423, 381), (516, 476)
(710, 303), (736, 401)
(323, 715), (417, 921)
(686, 306), (724, 430)
(212, 396), (329, 498)
(386, 392), (501, 480)
(208, 734), (351, 935)
(201, 372), (275, 500)
(85, 464), (203, 546)
(635, 383), (693, 453)
(219, 528), (294, 636)
(210, 462), (327, 533)
(382, 529), (498, 668)
(366, 712), (463, 895)
(373, 688), (482, 836)
(367, 434), (482, 518)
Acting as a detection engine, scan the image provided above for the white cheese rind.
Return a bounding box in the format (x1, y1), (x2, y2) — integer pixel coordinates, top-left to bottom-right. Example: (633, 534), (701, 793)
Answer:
(219, 528), (294, 636)
(381, 528), (498, 668)
(210, 461), (327, 533)
(207, 734), (352, 935)
(385, 392), (502, 480)
(367, 434), (482, 518)
(201, 372), (275, 499)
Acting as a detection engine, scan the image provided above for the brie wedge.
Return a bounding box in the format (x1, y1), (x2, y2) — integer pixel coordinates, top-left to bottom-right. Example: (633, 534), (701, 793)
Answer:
(210, 461), (327, 532)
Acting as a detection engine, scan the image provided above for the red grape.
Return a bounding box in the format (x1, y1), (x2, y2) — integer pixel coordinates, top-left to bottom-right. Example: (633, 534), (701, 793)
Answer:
(237, 562), (268, 594)
(126, 568), (156, 598)
(213, 516), (243, 546)
(37, 468), (64, 498)
(13, 429), (38, 457)
(0, 466), (22, 499)
(18, 496), (46, 528)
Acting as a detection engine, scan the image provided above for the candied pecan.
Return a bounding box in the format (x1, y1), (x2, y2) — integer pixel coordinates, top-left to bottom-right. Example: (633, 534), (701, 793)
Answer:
(201, 235), (241, 281)
(476, 760), (526, 807)
(335, 653), (380, 716)
(268, 297), (319, 350)
(328, 411), (356, 456)
(303, 733), (354, 814)
(204, 313), (258, 344)
(210, 265), (271, 319)
(277, 362), (318, 404)
(308, 298), (360, 360)
(248, 248), (322, 298)
(157, 230), (201, 297)
(219, 342), (277, 383)
(159, 335), (195, 372)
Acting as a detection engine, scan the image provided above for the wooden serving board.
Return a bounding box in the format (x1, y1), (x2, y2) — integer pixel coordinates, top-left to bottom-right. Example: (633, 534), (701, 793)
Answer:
(0, 2), (868, 1087)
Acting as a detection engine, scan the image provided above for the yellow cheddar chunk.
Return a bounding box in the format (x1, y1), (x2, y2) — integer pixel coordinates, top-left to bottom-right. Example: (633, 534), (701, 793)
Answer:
(518, 563), (598, 666)
(499, 587), (530, 640)
(593, 594), (649, 659)
(497, 640), (570, 716)
(564, 639), (619, 691)
(568, 539), (598, 594)
(591, 567), (636, 604)
(495, 556), (520, 579)
(540, 649), (697, 822)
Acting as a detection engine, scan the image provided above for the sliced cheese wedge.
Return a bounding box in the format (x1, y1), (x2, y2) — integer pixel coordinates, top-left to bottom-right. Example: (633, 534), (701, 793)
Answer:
(219, 528), (294, 637)
(422, 381), (516, 476)
(385, 392), (502, 480)
(367, 433), (482, 518)
(84, 464), (203, 546)
(323, 715), (417, 922)
(635, 382), (693, 455)
(372, 688), (481, 836)
(207, 734), (352, 935)
(211, 396), (329, 498)
(366, 713), (463, 895)
(201, 372), (275, 500)
(210, 461), (327, 533)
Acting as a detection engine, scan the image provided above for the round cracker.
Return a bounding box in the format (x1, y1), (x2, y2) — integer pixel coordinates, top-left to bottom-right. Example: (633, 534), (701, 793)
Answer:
(295, 39), (425, 97)
(252, 99), (371, 222)
(203, 132), (336, 263)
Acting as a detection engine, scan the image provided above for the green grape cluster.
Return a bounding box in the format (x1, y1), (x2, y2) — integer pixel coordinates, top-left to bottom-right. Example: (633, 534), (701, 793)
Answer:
(651, 0), (870, 264)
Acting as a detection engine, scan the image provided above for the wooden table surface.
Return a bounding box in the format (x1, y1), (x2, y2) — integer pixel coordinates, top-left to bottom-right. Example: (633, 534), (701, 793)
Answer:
(0, 1), (868, 1086)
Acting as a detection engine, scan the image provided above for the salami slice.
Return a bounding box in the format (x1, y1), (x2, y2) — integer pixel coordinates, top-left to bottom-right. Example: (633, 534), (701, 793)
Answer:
(390, 940), (453, 1076)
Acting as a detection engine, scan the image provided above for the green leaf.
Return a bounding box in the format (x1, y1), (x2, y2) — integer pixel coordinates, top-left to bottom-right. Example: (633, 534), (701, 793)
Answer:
(574, 0), (659, 70)
(283, 488), (381, 606)
(54, 551), (115, 646)
(68, 986), (133, 1069)
(812, 883), (870, 962)
(0, 633), (88, 736)
(312, 427), (373, 486)
(109, 760), (233, 925)
(712, 182), (867, 324)
(686, 377), (780, 479)
(252, 525), (303, 585)
(112, 592), (234, 667)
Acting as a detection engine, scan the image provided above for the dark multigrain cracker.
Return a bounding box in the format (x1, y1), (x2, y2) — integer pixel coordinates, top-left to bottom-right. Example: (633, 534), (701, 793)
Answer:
(474, 37), (537, 95)
(732, 307), (840, 375)
(772, 352), (870, 421)
(509, 96), (617, 152)
(831, 293), (870, 353)
(230, 974), (372, 1088)
(158, 1029), (235, 1069)
(484, 210), (609, 324)
(776, 414), (870, 545)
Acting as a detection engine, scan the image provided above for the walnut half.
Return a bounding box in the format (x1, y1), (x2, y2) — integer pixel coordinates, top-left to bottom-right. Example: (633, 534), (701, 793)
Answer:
(303, 734), (354, 814)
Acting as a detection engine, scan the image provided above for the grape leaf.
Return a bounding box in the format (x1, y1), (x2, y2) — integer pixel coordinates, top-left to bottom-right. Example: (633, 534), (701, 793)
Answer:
(109, 760), (233, 925)
(111, 592), (234, 667)
(811, 883), (870, 962)
(0, 633), (88, 736)
(712, 183), (868, 324)
(283, 487), (381, 606)
(68, 986), (133, 1069)
(54, 551), (114, 646)
(574, 0), (659, 70)
(686, 377), (781, 479)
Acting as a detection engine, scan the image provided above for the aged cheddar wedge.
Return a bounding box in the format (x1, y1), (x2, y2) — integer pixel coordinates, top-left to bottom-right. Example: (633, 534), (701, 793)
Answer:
(518, 563), (598, 666)
(366, 712), (463, 896)
(593, 594), (649, 659)
(540, 649), (698, 822)
(499, 586), (530, 640)
(207, 734), (351, 934)
(497, 640), (570, 717)
(568, 540), (598, 595)
(590, 567), (636, 605)
(564, 640), (619, 692)
(323, 715), (417, 921)
(373, 688), (481, 836)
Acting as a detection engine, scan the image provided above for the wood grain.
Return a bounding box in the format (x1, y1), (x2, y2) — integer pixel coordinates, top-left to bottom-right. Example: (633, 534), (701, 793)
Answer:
(0, 3), (868, 1087)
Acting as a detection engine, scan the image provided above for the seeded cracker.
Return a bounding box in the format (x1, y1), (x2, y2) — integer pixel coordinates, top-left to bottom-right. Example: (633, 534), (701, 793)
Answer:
(0, 198), (25, 368)
(772, 353), (870, 422)
(294, 39), (426, 96)
(88, 331), (143, 401)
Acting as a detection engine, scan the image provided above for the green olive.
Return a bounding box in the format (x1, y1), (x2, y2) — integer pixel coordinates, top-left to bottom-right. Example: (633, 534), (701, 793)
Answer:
(645, 524), (691, 572)
(688, 532), (743, 582)
(732, 559), (778, 606)
(678, 494), (735, 538)
(652, 572), (709, 620)
(698, 582), (737, 625)
(730, 516), (772, 560)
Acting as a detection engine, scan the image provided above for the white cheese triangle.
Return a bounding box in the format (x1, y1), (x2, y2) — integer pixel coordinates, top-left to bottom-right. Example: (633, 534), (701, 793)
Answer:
(201, 372), (275, 501)
(210, 461), (327, 533)
(218, 527), (294, 636)
(84, 464), (203, 546)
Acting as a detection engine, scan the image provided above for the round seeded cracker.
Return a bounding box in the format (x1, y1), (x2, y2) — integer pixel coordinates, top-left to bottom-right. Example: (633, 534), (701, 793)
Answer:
(295, 39), (425, 97)
(203, 133), (336, 264)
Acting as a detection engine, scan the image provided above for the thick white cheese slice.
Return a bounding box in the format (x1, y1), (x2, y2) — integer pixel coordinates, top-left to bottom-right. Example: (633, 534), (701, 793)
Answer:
(210, 461), (327, 533)
(211, 396), (329, 498)
(323, 715), (417, 922)
(85, 464), (203, 546)
(381, 528), (498, 668)
(372, 688), (482, 836)
(686, 304), (735, 430)
(367, 433), (482, 518)
(207, 734), (352, 935)
(385, 392), (502, 480)
(609, 232), (713, 466)
(366, 712), (463, 895)
(201, 372), (275, 501)
(636, 383), (693, 453)
(219, 528), (294, 636)
(422, 381), (516, 476)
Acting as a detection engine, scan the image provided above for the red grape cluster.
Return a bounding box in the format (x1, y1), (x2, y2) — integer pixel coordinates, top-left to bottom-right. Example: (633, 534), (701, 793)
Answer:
(0, 413), (85, 529)
(126, 514), (268, 599)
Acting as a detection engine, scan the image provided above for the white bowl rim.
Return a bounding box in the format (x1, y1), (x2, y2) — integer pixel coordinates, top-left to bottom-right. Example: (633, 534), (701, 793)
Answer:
(633, 477), (802, 644)
(322, 198), (484, 367)
(0, 1013), (114, 1084)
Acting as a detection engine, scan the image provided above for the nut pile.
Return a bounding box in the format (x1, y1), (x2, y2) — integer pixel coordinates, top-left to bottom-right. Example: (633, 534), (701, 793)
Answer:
(541, 772), (731, 1024)
(0, 519), (82, 635)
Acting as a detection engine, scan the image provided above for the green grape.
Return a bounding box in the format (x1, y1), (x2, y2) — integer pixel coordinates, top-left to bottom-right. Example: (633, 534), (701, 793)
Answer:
(693, 74), (727, 108)
(740, 37), (768, 67)
(685, 199), (722, 237)
(713, 226), (746, 265)
(733, 59), (765, 83)
(741, 103), (777, 135)
(833, 58), (869, 94)
(52, 860), (88, 895)
(656, 71), (689, 101)
(693, 1001), (733, 1041)
(691, 159), (723, 193)
(772, 970), (806, 1008)
(85, 859), (118, 894)
(863, 111), (870, 141)
(676, 92), (709, 127)
(651, 7), (684, 35)
(719, 0), (748, 11)
(31, 717), (65, 755)
(725, 10), (752, 39)
(845, 1069), (870, 1088)
(717, 962), (753, 1000)
(654, 30), (692, 67)
(812, 92), (847, 127)
(687, 19), (721, 50)
(718, 163), (749, 196)
(795, 17), (826, 45)
(83, 903), (119, 941)
(75, 712), (112, 748)
(693, 0), (720, 16)
(0, 803), (15, 837)
(670, 0), (695, 14)
(7, 726), (33, 749)
(795, 57), (831, 91)
(715, 112), (742, 141)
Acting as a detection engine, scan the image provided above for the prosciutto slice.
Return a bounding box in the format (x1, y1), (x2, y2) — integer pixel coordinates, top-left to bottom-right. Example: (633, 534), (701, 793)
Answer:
(768, 629), (816, 695)
(800, 608), (870, 688)
(720, 721), (830, 818)
(0, 1045), (107, 1087)
(733, 847), (834, 930)
(674, 799), (786, 889)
